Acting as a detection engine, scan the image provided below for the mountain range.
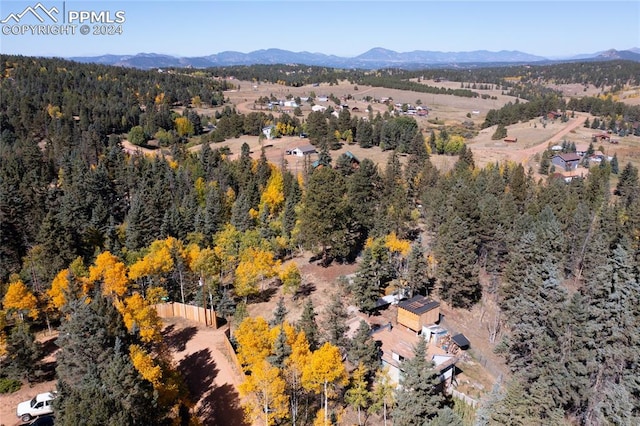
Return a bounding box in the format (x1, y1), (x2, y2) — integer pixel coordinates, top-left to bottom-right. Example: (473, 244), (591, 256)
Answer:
(68, 47), (640, 70)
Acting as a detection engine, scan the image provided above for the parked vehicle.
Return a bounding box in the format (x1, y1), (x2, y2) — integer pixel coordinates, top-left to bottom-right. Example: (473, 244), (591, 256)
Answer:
(16, 392), (56, 422)
(30, 415), (55, 426)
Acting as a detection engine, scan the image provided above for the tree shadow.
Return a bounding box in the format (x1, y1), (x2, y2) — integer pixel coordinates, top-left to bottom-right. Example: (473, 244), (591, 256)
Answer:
(179, 349), (218, 402)
(163, 325), (198, 352)
(198, 383), (249, 426)
(294, 282), (316, 299)
(248, 287), (278, 304)
(35, 360), (57, 382)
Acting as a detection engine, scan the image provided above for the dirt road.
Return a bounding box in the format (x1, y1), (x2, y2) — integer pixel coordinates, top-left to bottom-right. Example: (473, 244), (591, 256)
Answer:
(0, 321), (247, 426)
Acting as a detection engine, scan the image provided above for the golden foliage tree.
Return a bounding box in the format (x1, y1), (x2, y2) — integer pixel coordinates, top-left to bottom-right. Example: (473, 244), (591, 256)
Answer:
(302, 342), (348, 426)
(88, 251), (129, 297)
(2, 276), (38, 320)
(129, 343), (162, 387)
(128, 238), (175, 284)
(285, 330), (311, 425)
(239, 359), (289, 426)
(116, 293), (163, 343)
(278, 262), (302, 295)
(234, 247), (279, 299)
(174, 116), (194, 137)
(260, 166), (285, 215)
(47, 268), (71, 311)
(235, 316), (271, 369)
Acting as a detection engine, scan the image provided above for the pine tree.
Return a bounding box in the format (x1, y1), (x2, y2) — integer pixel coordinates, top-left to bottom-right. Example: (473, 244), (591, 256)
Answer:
(323, 292), (348, 351)
(270, 297), (288, 326)
(348, 321), (381, 376)
(298, 298), (319, 351)
(392, 339), (444, 424)
(435, 215), (481, 308)
(351, 241), (394, 313)
(405, 242), (431, 297)
(3, 322), (42, 383)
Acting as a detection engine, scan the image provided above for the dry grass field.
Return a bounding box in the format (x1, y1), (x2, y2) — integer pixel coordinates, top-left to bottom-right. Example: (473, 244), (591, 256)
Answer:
(135, 78), (640, 178)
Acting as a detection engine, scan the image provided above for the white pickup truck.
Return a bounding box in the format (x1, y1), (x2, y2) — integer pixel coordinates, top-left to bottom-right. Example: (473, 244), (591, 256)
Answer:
(16, 392), (56, 422)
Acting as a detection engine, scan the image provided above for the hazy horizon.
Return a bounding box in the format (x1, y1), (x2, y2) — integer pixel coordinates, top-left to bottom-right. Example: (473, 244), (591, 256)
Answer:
(1, 1), (638, 58)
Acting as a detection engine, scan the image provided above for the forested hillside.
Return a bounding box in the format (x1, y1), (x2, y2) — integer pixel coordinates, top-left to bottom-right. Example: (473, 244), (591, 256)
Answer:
(1, 55), (640, 425)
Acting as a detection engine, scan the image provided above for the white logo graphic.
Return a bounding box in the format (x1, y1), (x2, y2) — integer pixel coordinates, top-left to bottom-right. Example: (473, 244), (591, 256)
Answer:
(1, 2), (59, 24)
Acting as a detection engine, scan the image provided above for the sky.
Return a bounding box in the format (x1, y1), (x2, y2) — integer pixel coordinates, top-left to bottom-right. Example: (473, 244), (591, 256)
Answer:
(1, 0), (639, 59)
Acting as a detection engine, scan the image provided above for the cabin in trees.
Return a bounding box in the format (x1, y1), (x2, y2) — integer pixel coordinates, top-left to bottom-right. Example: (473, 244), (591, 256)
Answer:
(551, 153), (580, 171)
(373, 324), (457, 387)
(397, 296), (440, 333)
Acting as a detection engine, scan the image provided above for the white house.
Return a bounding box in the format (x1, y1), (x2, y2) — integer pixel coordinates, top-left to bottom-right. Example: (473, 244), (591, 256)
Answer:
(262, 125), (276, 140)
(288, 145), (317, 157)
(283, 100), (298, 108)
(311, 105), (326, 112)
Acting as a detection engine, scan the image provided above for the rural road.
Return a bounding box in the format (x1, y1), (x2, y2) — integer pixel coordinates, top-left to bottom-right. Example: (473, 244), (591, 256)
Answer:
(508, 112), (590, 165)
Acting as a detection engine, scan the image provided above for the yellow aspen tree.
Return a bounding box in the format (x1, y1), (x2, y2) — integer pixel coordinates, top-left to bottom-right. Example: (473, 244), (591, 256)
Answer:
(214, 224), (243, 281)
(285, 330), (311, 426)
(260, 166), (285, 215)
(345, 364), (372, 426)
(88, 251), (129, 297)
(384, 232), (411, 257)
(2, 276), (38, 320)
(239, 359), (289, 426)
(116, 293), (163, 343)
(128, 239), (174, 283)
(48, 268), (71, 311)
(278, 262), (301, 295)
(302, 342), (348, 426)
(234, 316), (271, 370)
(234, 247), (278, 299)
(129, 344), (162, 387)
(174, 116), (194, 137)
(268, 321), (297, 347)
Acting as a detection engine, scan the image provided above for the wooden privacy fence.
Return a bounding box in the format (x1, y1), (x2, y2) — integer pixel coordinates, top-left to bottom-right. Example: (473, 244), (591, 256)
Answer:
(154, 302), (217, 328)
(222, 327), (243, 376)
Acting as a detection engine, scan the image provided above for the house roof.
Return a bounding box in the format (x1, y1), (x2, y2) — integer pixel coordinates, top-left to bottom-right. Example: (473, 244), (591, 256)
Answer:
(451, 333), (470, 348)
(294, 145), (316, 153)
(398, 295), (440, 316)
(554, 153), (581, 162)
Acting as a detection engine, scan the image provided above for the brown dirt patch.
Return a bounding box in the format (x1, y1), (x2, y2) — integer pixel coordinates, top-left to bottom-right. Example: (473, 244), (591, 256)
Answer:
(0, 322), (247, 426)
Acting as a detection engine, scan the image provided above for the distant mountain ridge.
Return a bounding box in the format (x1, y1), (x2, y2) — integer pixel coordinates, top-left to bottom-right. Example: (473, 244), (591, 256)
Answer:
(68, 47), (640, 69)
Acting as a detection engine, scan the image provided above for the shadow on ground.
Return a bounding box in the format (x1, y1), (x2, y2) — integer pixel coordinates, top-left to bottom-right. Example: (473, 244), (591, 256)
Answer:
(198, 383), (249, 426)
(179, 349), (249, 426)
(163, 324), (198, 352)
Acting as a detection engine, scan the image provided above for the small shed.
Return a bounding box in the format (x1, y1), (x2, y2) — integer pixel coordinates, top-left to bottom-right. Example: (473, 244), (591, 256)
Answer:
(451, 333), (470, 350)
(504, 137), (518, 143)
(397, 295), (440, 332)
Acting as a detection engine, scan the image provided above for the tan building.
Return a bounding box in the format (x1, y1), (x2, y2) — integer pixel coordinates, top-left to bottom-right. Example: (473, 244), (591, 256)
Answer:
(396, 296), (440, 332)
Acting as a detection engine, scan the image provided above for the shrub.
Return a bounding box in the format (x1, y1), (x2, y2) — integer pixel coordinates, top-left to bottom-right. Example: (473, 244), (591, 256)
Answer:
(0, 377), (22, 394)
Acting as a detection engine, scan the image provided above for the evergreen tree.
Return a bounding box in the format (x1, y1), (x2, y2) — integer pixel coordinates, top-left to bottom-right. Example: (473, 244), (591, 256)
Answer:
(348, 321), (381, 377)
(392, 339), (445, 424)
(298, 298), (319, 351)
(3, 323), (43, 383)
(270, 297), (288, 326)
(323, 292), (348, 351)
(269, 326), (292, 369)
(405, 241), (431, 297)
(351, 241), (394, 313)
(435, 215), (481, 308)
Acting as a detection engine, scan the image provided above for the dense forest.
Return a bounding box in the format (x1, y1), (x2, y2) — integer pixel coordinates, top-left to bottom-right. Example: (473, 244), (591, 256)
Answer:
(1, 55), (640, 425)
